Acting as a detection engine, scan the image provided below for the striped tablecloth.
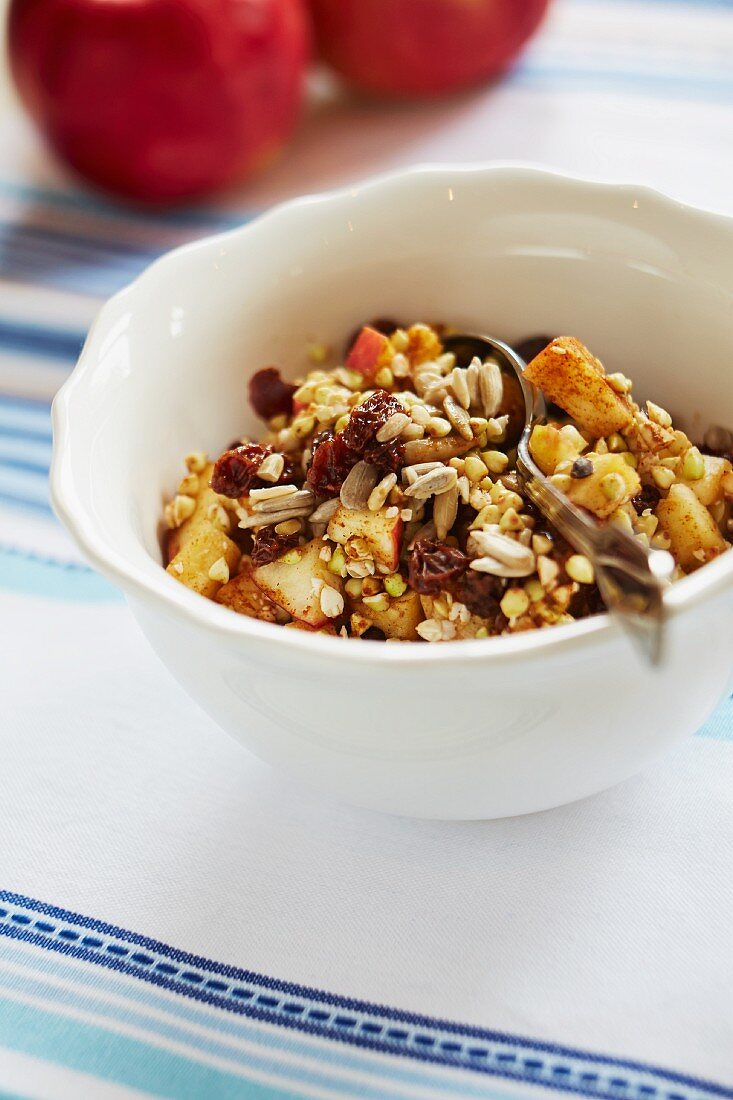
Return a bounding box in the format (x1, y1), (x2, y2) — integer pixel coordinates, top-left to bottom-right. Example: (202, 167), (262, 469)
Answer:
(2, 2), (733, 1098)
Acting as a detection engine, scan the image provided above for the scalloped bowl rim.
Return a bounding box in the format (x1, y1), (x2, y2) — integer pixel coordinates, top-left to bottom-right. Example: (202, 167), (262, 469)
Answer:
(50, 163), (733, 667)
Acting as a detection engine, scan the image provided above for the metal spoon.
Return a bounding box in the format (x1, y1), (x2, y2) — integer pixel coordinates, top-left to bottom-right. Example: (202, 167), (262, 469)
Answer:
(442, 333), (675, 665)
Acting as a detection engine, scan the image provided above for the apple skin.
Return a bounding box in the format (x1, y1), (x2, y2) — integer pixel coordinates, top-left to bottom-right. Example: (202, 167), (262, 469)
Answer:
(8, 0), (311, 203)
(309, 0), (549, 98)
(346, 326), (390, 383)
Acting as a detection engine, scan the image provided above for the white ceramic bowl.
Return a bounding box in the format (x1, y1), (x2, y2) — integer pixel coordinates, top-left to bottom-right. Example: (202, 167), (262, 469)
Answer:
(51, 165), (733, 820)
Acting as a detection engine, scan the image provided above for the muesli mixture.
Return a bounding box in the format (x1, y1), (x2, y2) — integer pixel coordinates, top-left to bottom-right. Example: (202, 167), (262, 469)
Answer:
(163, 323), (733, 641)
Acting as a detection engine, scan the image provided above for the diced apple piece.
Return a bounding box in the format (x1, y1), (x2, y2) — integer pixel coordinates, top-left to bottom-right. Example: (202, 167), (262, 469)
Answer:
(253, 538), (343, 627)
(166, 463), (232, 561)
(656, 483), (727, 571)
(529, 423), (587, 476)
(346, 326), (390, 383)
(565, 452), (640, 519)
(524, 337), (633, 437)
(167, 526), (241, 599)
(681, 455), (730, 507)
(347, 588), (423, 640)
(216, 560), (288, 623)
(327, 504), (403, 570)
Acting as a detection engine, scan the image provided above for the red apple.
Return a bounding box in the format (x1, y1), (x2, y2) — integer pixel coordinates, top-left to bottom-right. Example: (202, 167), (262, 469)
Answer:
(345, 326), (390, 382)
(8, 0), (311, 203)
(309, 0), (549, 98)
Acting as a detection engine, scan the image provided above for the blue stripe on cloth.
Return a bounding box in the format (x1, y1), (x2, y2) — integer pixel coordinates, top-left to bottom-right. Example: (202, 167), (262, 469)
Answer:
(0, 318), (85, 362)
(0, 996), (302, 1100)
(0, 941), (513, 1100)
(0, 894), (730, 1100)
(0, 547), (122, 603)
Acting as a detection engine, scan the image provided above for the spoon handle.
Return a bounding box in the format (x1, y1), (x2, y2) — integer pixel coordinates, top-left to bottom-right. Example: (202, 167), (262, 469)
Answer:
(516, 437), (674, 665)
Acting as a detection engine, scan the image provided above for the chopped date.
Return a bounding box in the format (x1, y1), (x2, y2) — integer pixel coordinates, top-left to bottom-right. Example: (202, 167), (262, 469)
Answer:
(211, 443), (294, 498)
(407, 538), (468, 595)
(306, 431), (358, 496)
(248, 367), (296, 421)
(251, 528), (300, 567)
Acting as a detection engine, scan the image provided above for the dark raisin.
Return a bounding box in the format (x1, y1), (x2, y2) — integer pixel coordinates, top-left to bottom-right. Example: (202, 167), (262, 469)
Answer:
(407, 538), (468, 595)
(361, 627), (387, 641)
(342, 390), (403, 453)
(568, 583), (606, 619)
(452, 570), (505, 620)
(251, 528), (300, 567)
(631, 483), (661, 514)
(363, 437), (404, 474)
(344, 318), (401, 356)
(571, 457), (594, 479)
(248, 368), (296, 421)
(306, 432), (358, 496)
(211, 443), (271, 497)
(211, 443), (294, 497)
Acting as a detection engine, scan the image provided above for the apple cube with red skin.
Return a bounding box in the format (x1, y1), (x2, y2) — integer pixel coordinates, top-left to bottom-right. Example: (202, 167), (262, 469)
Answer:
(348, 588), (423, 640)
(345, 326), (390, 384)
(327, 504), (403, 570)
(253, 538), (343, 627)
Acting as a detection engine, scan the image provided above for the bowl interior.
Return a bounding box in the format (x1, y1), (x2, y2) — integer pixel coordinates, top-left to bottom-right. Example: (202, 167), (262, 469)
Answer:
(59, 169), (733, 585)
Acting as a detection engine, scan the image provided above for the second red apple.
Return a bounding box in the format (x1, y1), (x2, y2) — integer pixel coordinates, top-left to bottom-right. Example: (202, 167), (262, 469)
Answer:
(309, 0), (549, 98)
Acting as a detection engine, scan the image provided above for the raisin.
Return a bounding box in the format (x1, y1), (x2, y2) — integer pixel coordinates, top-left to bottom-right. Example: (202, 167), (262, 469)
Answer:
(251, 528), (300, 567)
(343, 387), (405, 455)
(307, 431), (358, 496)
(452, 570), (505, 620)
(211, 443), (294, 497)
(407, 538), (468, 595)
(571, 457), (593, 479)
(631, 484), (661, 514)
(248, 367), (296, 421)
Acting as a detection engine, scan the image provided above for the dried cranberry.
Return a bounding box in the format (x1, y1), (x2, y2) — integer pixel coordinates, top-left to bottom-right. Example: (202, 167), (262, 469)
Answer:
(363, 437), (404, 474)
(452, 570), (505, 619)
(407, 538), (468, 595)
(248, 368), (296, 422)
(631, 484), (661, 514)
(211, 443), (294, 498)
(307, 432), (358, 496)
(251, 528), (300, 567)
(342, 390), (402, 453)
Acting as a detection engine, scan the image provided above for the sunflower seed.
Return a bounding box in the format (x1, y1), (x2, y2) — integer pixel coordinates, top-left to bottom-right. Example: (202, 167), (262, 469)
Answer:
(401, 461), (444, 484)
(249, 483), (298, 503)
(404, 466), (458, 499)
(252, 488), (314, 514)
(466, 358), (482, 407)
(443, 395), (474, 441)
(376, 412), (410, 443)
(470, 555), (533, 578)
(340, 461), (379, 510)
(479, 361), (504, 418)
(238, 504), (314, 529)
(309, 497), (341, 523)
(468, 528), (536, 574)
(450, 367), (471, 409)
(433, 485), (459, 539)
